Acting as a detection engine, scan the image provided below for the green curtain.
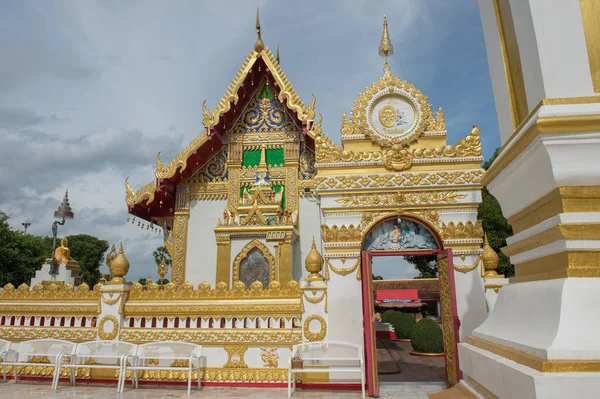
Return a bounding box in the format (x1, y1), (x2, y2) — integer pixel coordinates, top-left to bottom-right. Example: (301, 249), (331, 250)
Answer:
(266, 148), (284, 167)
(242, 149), (261, 167)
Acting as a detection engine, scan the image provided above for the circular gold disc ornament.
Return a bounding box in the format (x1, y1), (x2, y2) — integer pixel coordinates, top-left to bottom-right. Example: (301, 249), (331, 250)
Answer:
(378, 105), (397, 128)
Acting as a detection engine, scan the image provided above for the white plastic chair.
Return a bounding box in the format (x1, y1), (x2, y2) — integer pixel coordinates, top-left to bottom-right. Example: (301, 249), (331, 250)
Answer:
(121, 340), (201, 394)
(4, 339), (77, 386)
(53, 340), (138, 392)
(0, 338), (15, 382)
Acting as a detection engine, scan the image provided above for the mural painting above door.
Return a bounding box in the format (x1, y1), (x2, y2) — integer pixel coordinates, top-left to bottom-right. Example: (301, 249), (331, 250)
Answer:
(364, 218), (439, 251)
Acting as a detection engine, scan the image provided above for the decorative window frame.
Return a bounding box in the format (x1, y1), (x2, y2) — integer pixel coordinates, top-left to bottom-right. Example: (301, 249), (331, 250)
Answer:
(232, 239), (276, 287)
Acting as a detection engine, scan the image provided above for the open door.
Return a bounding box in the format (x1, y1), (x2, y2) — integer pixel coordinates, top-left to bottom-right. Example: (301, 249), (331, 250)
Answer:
(360, 250), (379, 397)
(437, 248), (462, 386)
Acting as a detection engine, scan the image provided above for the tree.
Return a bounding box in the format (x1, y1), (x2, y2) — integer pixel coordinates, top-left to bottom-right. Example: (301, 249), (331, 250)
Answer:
(478, 148), (515, 277)
(404, 255), (438, 278)
(64, 235), (109, 285)
(0, 211), (109, 287)
(153, 245), (171, 267)
(372, 274), (384, 281)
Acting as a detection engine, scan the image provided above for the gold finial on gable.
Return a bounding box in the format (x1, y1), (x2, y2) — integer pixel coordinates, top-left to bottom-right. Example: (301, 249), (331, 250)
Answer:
(254, 8), (264, 53)
(378, 15), (393, 70)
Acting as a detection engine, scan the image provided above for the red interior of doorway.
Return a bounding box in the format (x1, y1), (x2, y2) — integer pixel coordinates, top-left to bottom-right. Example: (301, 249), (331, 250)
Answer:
(361, 249), (445, 398)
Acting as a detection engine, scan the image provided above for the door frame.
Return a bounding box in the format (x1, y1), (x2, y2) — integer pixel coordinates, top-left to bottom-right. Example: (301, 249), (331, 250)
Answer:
(360, 248), (462, 397)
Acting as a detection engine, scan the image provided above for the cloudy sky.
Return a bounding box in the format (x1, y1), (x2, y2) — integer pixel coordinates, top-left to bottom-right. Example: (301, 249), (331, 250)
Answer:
(0, 0), (499, 281)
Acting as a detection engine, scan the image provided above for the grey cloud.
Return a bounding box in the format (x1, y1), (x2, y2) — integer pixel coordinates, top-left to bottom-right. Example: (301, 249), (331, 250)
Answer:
(0, 106), (67, 129)
(0, 127), (182, 201)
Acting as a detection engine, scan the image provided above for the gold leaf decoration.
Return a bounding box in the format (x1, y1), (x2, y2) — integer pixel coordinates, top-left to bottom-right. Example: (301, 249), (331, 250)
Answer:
(440, 220), (484, 240)
(321, 225), (362, 242)
(335, 191), (467, 207)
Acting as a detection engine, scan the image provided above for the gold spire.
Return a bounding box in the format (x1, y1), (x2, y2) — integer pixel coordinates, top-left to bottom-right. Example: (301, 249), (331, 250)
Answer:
(378, 15), (393, 70)
(254, 8), (264, 53)
(276, 43), (280, 63)
(258, 144), (267, 168)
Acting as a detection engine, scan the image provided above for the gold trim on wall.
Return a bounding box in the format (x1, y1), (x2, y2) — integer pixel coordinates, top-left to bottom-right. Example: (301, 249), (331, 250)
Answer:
(580, 0), (600, 92)
(119, 328), (302, 346)
(492, 0), (529, 129)
(511, 250), (600, 282)
(503, 223), (600, 257)
(507, 186), (600, 233)
(216, 236), (231, 287)
(484, 115), (600, 186)
(171, 213), (189, 285)
(438, 256), (459, 386)
(467, 335), (600, 372)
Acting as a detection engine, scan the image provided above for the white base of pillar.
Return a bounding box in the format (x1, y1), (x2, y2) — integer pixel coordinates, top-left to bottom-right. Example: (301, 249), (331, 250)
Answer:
(474, 278), (600, 360)
(459, 343), (600, 399)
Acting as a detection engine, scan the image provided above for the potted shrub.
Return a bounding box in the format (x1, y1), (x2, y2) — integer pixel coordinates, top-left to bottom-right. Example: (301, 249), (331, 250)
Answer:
(409, 318), (444, 356)
(387, 311), (416, 342)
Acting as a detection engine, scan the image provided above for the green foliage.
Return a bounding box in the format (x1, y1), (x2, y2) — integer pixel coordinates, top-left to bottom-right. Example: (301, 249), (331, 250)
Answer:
(153, 245), (172, 267)
(386, 311), (416, 339)
(0, 211), (109, 287)
(63, 235), (109, 285)
(410, 318), (444, 353)
(478, 148), (515, 276)
(380, 309), (395, 323)
(372, 274), (384, 281)
(403, 255), (438, 278)
(138, 278), (170, 285)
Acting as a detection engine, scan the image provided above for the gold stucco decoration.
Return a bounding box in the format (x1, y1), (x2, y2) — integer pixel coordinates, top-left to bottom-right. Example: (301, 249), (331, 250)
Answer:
(413, 125), (481, 158)
(260, 348), (279, 367)
(98, 315), (119, 340)
(321, 224), (362, 243)
(303, 314), (327, 342)
(128, 279), (301, 301)
(383, 144), (413, 171)
(335, 191), (467, 207)
(304, 238), (324, 282)
(440, 220), (484, 240)
(105, 242), (130, 284)
(224, 345), (249, 368)
(482, 233), (501, 277)
(0, 281), (99, 301)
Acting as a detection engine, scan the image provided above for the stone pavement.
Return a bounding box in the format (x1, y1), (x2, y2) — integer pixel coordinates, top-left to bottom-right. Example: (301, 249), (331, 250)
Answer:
(0, 381), (446, 398)
(377, 339), (446, 382)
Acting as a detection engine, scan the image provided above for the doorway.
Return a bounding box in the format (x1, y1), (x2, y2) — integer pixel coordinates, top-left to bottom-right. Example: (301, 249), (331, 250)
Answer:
(360, 215), (461, 397)
(371, 254), (445, 383)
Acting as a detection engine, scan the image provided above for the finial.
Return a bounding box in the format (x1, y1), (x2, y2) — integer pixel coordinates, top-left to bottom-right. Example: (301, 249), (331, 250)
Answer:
(482, 233), (501, 277)
(378, 15), (393, 71)
(254, 8), (264, 53)
(276, 43), (280, 63)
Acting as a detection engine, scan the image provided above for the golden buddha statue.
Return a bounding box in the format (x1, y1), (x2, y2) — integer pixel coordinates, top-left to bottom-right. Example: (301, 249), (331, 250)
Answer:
(53, 236), (73, 264)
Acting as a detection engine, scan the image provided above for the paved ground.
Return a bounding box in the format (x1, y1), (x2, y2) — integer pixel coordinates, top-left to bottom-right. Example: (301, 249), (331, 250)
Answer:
(377, 339), (446, 382)
(0, 381), (446, 398)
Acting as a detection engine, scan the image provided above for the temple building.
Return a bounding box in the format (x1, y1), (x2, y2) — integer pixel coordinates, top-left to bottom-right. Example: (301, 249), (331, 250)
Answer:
(1, 12), (514, 397)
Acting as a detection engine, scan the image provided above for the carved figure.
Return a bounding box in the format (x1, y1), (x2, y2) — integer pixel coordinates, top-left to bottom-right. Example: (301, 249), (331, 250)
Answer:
(260, 347), (279, 367)
(223, 210), (230, 226)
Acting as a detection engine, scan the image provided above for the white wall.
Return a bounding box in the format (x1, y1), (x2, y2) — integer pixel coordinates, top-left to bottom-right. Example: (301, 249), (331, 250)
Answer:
(297, 197), (323, 281)
(185, 199), (225, 286)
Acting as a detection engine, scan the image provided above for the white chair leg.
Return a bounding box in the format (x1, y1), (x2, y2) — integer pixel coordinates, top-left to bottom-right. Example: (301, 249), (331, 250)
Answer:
(187, 365), (192, 395)
(361, 366), (365, 398)
(197, 358), (201, 390)
(287, 368), (291, 398)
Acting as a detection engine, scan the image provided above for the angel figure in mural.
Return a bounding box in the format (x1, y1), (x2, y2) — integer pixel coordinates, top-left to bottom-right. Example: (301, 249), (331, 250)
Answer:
(367, 220), (403, 250)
